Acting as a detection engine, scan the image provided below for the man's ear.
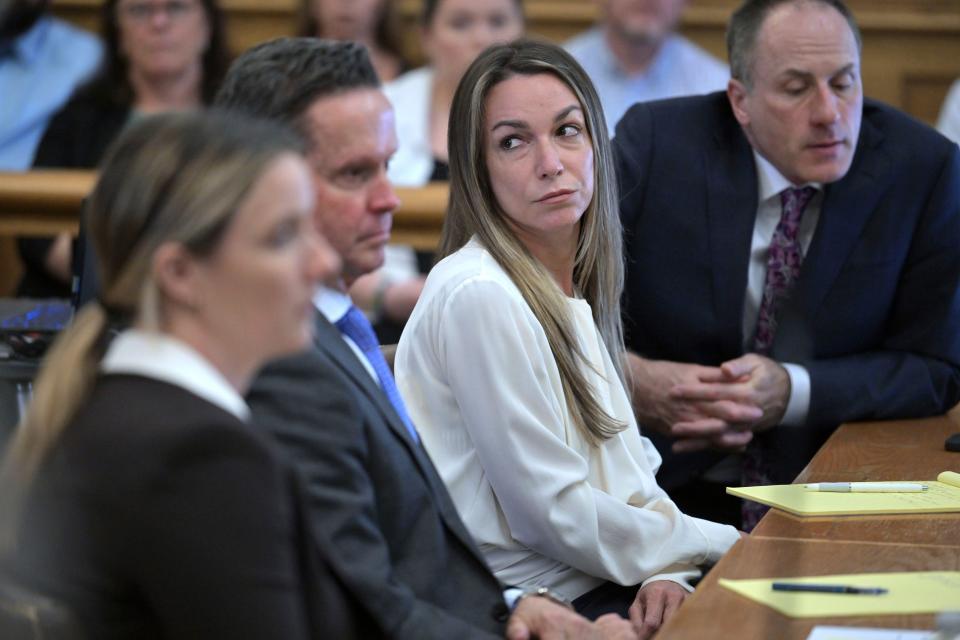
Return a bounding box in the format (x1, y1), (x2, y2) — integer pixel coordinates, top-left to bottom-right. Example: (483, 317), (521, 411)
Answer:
(727, 78), (751, 127)
(151, 241), (202, 311)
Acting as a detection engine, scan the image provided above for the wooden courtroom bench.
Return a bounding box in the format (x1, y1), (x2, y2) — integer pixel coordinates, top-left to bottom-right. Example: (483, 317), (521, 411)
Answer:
(0, 171), (448, 294)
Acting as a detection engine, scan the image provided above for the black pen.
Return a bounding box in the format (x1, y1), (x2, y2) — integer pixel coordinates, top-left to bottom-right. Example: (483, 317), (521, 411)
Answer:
(771, 582), (888, 595)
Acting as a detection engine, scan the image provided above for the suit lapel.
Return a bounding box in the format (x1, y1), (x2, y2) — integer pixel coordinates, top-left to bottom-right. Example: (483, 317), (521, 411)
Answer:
(312, 316), (487, 560)
(313, 315), (418, 450)
(794, 116), (889, 319)
(706, 119), (759, 357)
(704, 105), (888, 360)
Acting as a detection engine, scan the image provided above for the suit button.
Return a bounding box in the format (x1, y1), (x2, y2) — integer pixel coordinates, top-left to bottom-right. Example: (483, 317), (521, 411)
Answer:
(491, 601), (510, 622)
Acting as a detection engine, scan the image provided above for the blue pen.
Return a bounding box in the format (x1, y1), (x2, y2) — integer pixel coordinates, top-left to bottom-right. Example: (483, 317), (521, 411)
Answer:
(771, 582), (888, 595)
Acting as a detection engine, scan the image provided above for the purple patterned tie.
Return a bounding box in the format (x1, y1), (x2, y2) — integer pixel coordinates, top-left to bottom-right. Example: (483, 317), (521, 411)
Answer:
(742, 186), (816, 531)
(752, 186), (817, 355)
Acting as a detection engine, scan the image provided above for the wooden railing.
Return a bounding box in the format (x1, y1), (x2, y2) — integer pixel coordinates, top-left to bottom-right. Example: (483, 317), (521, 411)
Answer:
(0, 171), (92, 236)
(0, 170), (448, 295)
(0, 170), (448, 250)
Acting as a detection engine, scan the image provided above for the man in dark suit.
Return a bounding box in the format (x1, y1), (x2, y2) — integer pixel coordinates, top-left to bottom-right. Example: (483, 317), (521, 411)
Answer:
(215, 38), (636, 639)
(614, 0), (960, 528)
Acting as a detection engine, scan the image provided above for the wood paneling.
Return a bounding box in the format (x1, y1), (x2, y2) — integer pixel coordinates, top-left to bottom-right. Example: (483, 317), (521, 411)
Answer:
(903, 72), (960, 124)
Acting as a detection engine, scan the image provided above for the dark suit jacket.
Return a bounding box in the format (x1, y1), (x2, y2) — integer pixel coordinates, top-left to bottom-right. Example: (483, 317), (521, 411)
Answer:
(613, 91), (960, 487)
(247, 315), (509, 639)
(3, 375), (357, 639)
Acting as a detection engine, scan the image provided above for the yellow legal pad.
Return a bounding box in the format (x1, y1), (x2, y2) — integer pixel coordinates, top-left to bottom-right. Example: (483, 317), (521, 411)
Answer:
(718, 571), (960, 618)
(726, 471), (960, 516)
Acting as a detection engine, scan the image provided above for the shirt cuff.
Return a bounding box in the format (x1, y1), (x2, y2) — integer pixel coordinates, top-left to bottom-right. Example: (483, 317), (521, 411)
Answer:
(780, 363), (811, 427)
(503, 587), (524, 610)
(689, 517), (741, 564)
(639, 567), (700, 593)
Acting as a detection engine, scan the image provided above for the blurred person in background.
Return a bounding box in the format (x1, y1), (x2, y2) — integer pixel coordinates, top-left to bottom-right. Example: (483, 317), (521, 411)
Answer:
(386, 0), (524, 185)
(16, 0), (229, 299)
(354, 0), (524, 343)
(298, 0), (407, 82)
(0, 0), (101, 169)
(564, 0), (728, 137)
(0, 111), (356, 639)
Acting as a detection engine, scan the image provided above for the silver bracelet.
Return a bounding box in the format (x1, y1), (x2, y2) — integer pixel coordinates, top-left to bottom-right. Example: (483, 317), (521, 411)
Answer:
(514, 586), (575, 611)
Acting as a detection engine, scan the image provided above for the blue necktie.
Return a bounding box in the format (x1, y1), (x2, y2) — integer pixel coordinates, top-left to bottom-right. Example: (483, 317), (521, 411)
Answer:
(335, 305), (419, 443)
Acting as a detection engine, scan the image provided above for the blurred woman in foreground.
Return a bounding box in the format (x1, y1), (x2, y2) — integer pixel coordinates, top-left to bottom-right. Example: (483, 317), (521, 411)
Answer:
(395, 41), (740, 639)
(0, 112), (349, 638)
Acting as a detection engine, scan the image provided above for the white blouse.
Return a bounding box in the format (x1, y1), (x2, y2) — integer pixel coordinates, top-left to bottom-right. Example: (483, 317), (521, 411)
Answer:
(395, 239), (740, 601)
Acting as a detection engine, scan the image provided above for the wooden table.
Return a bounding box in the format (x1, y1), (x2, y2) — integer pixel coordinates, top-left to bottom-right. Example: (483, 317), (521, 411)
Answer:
(657, 536), (960, 639)
(753, 416), (960, 546)
(658, 415), (960, 638)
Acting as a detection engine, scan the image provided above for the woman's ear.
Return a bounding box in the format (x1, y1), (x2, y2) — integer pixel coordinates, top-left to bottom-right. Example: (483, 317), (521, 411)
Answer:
(151, 241), (203, 312)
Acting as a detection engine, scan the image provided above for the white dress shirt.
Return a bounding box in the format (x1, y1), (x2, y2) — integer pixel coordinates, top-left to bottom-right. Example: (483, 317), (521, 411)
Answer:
(101, 329), (249, 422)
(396, 239), (740, 601)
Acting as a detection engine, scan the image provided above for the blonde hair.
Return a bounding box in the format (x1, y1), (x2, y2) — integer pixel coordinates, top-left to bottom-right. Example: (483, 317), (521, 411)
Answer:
(441, 40), (626, 446)
(0, 112), (303, 545)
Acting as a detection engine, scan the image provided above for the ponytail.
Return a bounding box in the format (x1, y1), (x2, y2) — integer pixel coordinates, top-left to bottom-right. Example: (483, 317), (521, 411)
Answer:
(0, 303), (109, 550)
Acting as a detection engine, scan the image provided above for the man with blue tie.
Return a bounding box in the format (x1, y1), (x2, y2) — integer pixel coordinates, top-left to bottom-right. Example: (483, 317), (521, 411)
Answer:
(614, 0), (960, 529)
(215, 38), (636, 639)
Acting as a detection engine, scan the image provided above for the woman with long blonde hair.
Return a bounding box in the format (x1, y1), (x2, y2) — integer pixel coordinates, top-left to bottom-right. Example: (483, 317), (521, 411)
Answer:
(395, 41), (741, 637)
(0, 111), (350, 638)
